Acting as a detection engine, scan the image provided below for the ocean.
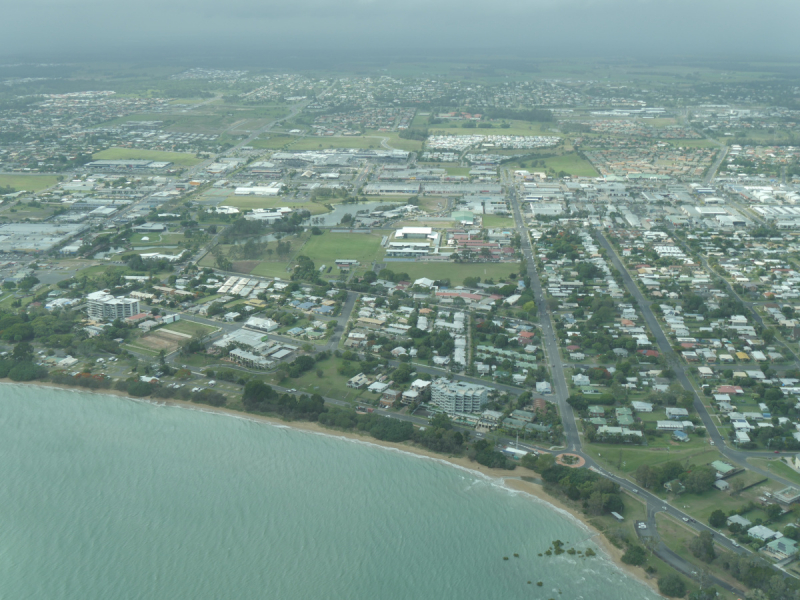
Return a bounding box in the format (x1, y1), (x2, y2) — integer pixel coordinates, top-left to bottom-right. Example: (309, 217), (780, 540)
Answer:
(0, 384), (660, 599)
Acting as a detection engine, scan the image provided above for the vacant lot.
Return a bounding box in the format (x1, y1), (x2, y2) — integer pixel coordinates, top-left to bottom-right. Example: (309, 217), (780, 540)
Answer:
(0, 175), (59, 192)
(92, 147), (201, 167)
(163, 320), (218, 338)
(544, 152), (598, 177)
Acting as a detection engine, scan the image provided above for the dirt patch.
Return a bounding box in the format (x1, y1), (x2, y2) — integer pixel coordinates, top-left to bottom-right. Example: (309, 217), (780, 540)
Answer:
(138, 330), (183, 352)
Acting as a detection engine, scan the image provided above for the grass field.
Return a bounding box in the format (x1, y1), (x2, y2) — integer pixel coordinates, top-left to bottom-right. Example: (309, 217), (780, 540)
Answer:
(481, 215), (514, 228)
(381, 261), (520, 284)
(250, 135), (296, 150)
(543, 153), (598, 177)
(130, 233), (184, 246)
(163, 320), (219, 338)
(92, 147), (201, 167)
(221, 196), (330, 216)
(265, 357), (368, 402)
(363, 131), (424, 152)
(749, 458), (800, 486)
(0, 175), (59, 192)
(290, 136), (386, 151)
(300, 232), (385, 267)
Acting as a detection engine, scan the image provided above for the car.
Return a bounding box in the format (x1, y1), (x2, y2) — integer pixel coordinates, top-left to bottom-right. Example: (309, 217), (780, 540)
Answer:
(631, 489), (638, 494)
(682, 517), (689, 522)
(710, 441), (715, 445)
(732, 542), (740, 548)
(774, 450), (780, 454)
(288, 388), (297, 393)
(662, 506), (667, 511)
(638, 523), (647, 530)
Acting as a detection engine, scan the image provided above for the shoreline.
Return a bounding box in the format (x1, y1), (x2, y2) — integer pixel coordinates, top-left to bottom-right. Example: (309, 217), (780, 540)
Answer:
(3, 379), (662, 596)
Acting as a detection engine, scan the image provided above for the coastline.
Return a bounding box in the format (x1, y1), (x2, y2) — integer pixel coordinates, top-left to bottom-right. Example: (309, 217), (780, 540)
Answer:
(3, 379), (662, 596)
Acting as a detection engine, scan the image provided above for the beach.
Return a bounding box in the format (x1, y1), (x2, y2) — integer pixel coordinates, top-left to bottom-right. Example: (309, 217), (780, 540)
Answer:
(3, 379), (662, 596)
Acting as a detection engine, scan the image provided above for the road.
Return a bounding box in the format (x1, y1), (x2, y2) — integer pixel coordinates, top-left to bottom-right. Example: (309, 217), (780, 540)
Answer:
(506, 174), (581, 451)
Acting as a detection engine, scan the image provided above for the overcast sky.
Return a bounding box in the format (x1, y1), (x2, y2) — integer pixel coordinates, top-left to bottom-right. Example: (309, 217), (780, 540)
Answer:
(3, 0), (799, 65)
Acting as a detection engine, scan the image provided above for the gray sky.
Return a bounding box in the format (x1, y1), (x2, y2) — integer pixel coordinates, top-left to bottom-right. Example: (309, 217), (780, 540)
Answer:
(3, 0), (799, 64)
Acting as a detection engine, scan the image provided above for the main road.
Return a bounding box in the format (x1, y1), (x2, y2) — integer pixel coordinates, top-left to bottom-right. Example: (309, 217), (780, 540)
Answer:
(506, 173), (581, 451)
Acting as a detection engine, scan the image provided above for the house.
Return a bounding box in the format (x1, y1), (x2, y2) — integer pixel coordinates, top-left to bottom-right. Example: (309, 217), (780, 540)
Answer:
(368, 381), (389, 394)
(747, 525), (778, 542)
(631, 401), (653, 413)
(573, 374), (590, 386)
(664, 479), (685, 494)
(666, 407), (689, 420)
(727, 515), (752, 528)
(765, 537), (799, 559)
(672, 431), (690, 442)
(347, 373), (369, 389)
(536, 381), (551, 394)
(711, 461), (736, 478)
(588, 406), (605, 417)
(657, 421), (683, 431)
(714, 480), (731, 491)
(411, 379), (431, 392)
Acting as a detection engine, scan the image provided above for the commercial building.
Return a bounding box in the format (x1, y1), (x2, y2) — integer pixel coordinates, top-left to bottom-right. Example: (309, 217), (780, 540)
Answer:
(86, 291), (140, 321)
(430, 378), (489, 414)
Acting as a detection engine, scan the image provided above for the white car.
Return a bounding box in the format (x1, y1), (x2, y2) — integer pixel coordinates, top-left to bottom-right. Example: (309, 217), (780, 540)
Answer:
(638, 523), (647, 530)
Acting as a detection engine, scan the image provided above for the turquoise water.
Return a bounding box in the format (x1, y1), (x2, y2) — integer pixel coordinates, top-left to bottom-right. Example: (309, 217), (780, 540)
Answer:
(0, 384), (659, 599)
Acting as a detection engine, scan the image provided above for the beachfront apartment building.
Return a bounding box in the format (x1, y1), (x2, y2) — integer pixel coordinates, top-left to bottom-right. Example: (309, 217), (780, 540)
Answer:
(86, 291), (140, 322)
(430, 378), (489, 415)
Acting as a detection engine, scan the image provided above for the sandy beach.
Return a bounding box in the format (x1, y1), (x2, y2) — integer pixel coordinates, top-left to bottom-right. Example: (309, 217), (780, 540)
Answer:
(3, 379), (662, 596)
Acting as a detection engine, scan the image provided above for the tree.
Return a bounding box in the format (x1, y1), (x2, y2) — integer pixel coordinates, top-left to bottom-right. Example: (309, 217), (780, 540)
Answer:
(708, 509), (726, 528)
(765, 504), (782, 520)
(658, 573), (687, 598)
(689, 531), (716, 563)
(685, 465), (715, 494)
(621, 545), (647, 566)
(12, 341), (34, 363)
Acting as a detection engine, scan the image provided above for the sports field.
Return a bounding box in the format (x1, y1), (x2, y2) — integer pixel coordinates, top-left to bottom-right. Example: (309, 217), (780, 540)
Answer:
(381, 261), (520, 284)
(0, 175), (59, 192)
(92, 147), (201, 167)
(300, 232), (385, 266)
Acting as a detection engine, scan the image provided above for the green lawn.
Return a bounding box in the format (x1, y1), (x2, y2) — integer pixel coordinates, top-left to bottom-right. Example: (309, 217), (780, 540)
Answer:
(381, 261), (520, 284)
(289, 137), (385, 151)
(92, 147), (201, 167)
(543, 153), (598, 177)
(0, 175), (59, 192)
(162, 320), (218, 337)
(130, 232), (184, 246)
(482, 215), (514, 228)
(749, 458), (800, 486)
(249, 261), (294, 278)
(265, 357), (368, 403)
(300, 232), (385, 266)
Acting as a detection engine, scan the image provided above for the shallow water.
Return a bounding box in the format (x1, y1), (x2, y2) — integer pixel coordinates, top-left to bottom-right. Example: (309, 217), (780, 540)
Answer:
(0, 384), (660, 599)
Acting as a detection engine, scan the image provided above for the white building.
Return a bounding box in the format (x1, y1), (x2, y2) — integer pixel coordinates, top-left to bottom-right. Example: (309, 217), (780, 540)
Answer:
(430, 378), (489, 414)
(86, 291), (140, 322)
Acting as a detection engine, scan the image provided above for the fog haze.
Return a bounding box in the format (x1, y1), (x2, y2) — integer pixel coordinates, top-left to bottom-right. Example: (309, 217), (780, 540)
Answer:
(3, 0), (799, 64)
